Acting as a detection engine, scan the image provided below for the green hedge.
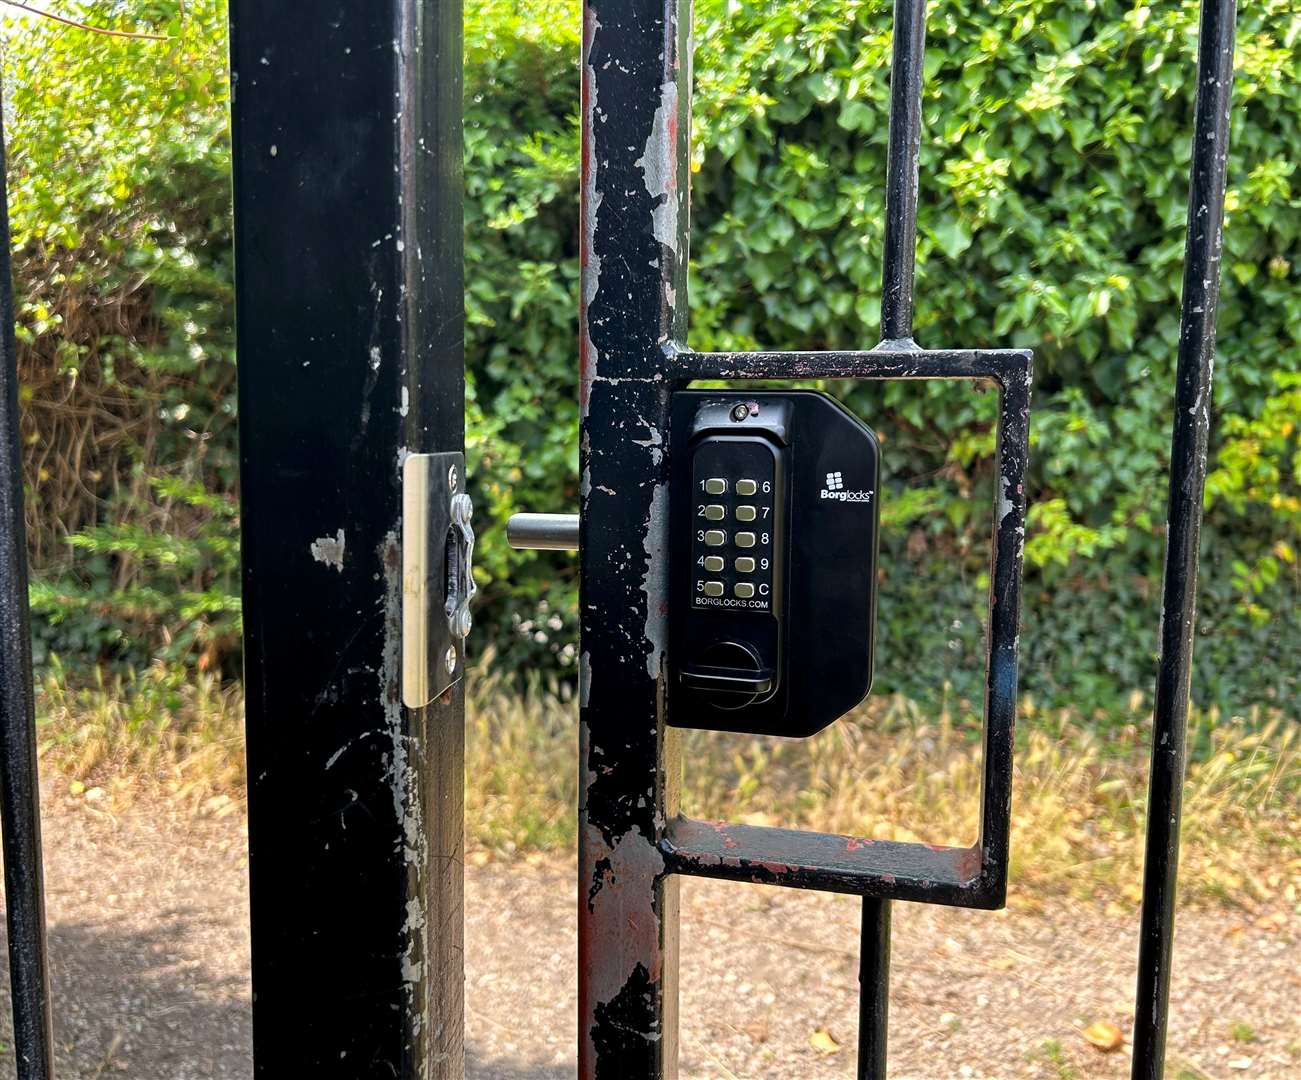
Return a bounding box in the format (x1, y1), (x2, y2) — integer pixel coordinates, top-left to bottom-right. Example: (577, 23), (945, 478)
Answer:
(465, 0), (1299, 716)
(7, 1), (240, 671)
(12, 0), (1300, 718)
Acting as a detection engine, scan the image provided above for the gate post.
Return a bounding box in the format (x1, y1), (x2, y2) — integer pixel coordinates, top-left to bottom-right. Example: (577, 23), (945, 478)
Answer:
(578, 1), (692, 1075)
(228, 2), (465, 1074)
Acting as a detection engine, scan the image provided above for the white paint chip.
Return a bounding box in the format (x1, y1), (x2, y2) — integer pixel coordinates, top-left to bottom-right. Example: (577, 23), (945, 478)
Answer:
(634, 81), (680, 252)
(310, 529), (347, 572)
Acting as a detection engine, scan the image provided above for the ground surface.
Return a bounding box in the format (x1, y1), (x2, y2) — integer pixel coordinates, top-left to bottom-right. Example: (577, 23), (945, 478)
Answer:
(1, 796), (1297, 1079)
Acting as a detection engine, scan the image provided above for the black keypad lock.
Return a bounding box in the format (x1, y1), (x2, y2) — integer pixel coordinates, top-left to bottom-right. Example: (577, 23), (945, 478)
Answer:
(669, 391), (881, 737)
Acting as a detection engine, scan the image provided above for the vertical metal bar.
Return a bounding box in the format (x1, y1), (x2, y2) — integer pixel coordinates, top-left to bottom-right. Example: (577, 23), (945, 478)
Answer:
(857, 899), (891, 1080)
(228, 1), (465, 1075)
(0, 99), (57, 1080)
(975, 364), (1032, 904)
(1131, 1), (1236, 1076)
(878, 0), (928, 346)
(578, 0), (691, 1076)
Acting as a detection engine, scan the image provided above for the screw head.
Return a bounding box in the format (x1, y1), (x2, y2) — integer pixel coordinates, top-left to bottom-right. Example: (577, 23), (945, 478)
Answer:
(445, 645), (458, 673)
(450, 493), (473, 526)
(730, 403), (750, 422)
(448, 463), (459, 491)
(461, 608), (474, 637)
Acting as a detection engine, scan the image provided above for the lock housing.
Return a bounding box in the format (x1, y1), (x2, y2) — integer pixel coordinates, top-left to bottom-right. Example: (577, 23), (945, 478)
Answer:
(669, 391), (881, 737)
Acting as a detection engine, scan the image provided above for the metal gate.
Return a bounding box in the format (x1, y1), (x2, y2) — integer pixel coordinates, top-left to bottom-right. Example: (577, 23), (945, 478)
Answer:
(0, 0), (1236, 1077)
(560, 0), (1235, 1075)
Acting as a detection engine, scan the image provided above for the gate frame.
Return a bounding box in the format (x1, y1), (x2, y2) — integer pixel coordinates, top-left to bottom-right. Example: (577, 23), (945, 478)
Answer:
(576, 0), (1238, 1077)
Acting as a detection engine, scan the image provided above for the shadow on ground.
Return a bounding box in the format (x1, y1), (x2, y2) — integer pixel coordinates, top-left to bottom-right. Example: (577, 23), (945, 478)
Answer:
(0, 912), (250, 1079)
(1, 917), (567, 1080)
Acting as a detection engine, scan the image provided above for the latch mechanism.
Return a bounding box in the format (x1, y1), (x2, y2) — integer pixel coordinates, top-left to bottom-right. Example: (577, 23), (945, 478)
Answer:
(402, 452), (475, 708)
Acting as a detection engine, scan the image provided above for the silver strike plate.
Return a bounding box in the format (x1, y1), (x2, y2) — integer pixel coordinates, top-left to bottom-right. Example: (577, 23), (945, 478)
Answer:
(402, 451), (474, 708)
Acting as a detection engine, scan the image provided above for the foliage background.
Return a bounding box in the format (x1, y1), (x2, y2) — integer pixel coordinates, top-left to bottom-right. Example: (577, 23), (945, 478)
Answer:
(5, 0), (1298, 720)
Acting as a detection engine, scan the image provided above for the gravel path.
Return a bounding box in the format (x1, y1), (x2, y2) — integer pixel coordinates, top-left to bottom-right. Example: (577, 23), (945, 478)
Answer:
(1, 797), (1296, 1078)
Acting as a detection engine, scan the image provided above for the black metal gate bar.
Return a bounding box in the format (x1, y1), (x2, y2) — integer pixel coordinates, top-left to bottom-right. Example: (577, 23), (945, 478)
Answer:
(1131, 0), (1237, 1075)
(861, 3), (926, 1066)
(0, 103), (56, 1080)
(578, 0), (690, 1073)
(857, 898), (891, 1079)
(879, 0), (928, 348)
(228, 1), (465, 1075)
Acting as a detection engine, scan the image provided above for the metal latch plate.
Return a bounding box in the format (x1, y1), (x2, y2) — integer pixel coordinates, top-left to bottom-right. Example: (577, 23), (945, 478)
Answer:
(402, 451), (473, 708)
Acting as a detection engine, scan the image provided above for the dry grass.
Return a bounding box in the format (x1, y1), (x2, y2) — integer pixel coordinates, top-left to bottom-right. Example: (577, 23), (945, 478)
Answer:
(36, 657), (246, 812)
(464, 679), (1300, 909)
(35, 662), (1301, 909)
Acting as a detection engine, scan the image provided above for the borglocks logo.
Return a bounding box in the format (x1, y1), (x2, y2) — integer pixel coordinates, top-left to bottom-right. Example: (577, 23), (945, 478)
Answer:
(821, 470), (874, 503)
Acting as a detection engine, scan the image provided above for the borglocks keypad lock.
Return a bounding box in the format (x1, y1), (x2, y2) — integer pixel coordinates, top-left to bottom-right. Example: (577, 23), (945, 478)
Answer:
(669, 391), (881, 737)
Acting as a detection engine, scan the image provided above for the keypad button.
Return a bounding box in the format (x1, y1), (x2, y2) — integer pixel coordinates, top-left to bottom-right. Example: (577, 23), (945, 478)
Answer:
(703, 555), (724, 573)
(704, 530), (726, 547)
(735, 505), (757, 522)
(734, 557), (756, 573)
(734, 583), (755, 599)
(735, 531), (756, 548)
(703, 581), (724, 597)
(704, 504), (725, 521)
(736, 479), (758, 496)
(704, 478), (727, 495)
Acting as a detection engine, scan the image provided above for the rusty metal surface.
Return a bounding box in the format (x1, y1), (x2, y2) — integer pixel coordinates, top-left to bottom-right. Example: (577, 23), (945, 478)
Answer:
(578, 0), (690, 1076)
(661, 818), (989, 905)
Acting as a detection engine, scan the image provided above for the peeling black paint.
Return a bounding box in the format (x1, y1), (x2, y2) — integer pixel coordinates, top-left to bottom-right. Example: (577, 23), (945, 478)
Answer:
(578, 1), (688, 1076)
(592, 965), (663, 1080)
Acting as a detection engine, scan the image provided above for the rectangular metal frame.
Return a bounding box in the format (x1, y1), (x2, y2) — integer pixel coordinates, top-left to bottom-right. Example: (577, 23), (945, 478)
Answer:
(661, 346), (1030, 907)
